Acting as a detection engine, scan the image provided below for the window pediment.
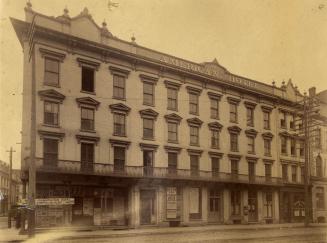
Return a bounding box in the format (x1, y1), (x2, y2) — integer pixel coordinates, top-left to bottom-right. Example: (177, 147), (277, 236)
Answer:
(109, 139), (131, 148)
(228, 125), (241, 134)
(261, 105), (273, 113)
(164, 80), (181, 90)
(139, 74), (159, 84)
(262, 132), (274, 139)
(207, 91), (222, 100)
(246, 156), (259, 163)
(76, 134), (100, 145)
(263, 159), (275, 164)
(208, 121), (223, 131)
(228, 154), (241, 160)
(109, 65), (130, 77)
(39, 48), (66, 62)
(245, 129), (258, 137)
(279, 131), (293, 138)
(139, 108), (159, 119)
(187, 148), (203, 156)
(208, 151), (223, 158)
(227, 96), (241, 105)
(77, 57), (100, 70)
(187, 117), (203, 127)
(76, 97), (100, 109)
(164, 145), (182, 153)
(244, 101), (257, 109)
(186, 86), (202, 95)
(139, 143), (159, 151)
(109, 103), (131, 114)
(38, 130), (65, 141)
(164, 113), (182, 123)
(38, 89), (65, 103)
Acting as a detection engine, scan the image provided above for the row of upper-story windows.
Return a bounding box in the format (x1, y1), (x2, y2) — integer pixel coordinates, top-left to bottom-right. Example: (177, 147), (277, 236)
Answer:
(42, 98), (275, 155)
(0, 176), (9, 188)
(281, 163), (304, 183)
(41, 52), (280, 130)
(280, 136), (304, 157)
(279, 110), (303, 130)
(42, 137), (273, 178)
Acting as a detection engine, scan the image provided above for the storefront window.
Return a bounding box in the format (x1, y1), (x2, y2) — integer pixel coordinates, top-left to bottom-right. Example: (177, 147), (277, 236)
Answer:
(231, 190), (241, 215)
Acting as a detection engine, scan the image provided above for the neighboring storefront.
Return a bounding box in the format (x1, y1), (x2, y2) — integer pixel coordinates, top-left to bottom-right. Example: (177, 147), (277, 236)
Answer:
(280, 187), (307, 223)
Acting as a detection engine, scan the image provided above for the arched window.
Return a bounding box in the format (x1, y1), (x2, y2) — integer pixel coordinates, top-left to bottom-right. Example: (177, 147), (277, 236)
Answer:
(316, 156), (323, 177)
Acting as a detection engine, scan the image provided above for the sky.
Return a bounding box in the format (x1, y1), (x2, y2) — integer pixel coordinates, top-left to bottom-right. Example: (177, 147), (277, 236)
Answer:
(1, 0), (327, 169)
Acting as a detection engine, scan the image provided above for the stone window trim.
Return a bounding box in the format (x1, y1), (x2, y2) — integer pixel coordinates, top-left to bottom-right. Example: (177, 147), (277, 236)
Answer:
(245, 129), (258, 138)
(139, 108), (159, 120)
(77, 57), (101, 71)
(139, 143), (159, 152)
(227, 96), (241, 105)
(187, 149), (203, 156)
(262, 132), (274, 140)
(38, 89), (65, 103)
(228, 154), (241, 161)
(164, 145), (182, 153)
(39, 48), (66, 62)
(263, 159), (275, 164)
(38, 130), (65, 142)
(76, 97), (100, 110)
(109, 65), (130, 78)
(279, 131), (295, 138)
(261, 105), (273, 113)
(164, 113), (182, 124)
(278, 107), (295, 115)
(208, 121), (223, 131)
(280, 159), (300, 166)
(76, 134), (100, 145)
(139, 74), (159, 85)
(187, 117), (203, 128)
(207, 92), (222, 101)
(109, 103), (131, 115)
(164, 80), (182, 90)
(227, 125), (241, 134)
(246, 156), (259, 163)
(186, 86), (202, 95)
(109, 139), (131, 149)
(244, 101), (257, 109)
(208, 151), (223, 158)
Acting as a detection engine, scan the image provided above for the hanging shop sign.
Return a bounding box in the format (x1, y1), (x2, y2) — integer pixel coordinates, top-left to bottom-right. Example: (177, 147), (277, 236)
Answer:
(35, 198), (75, 206)
(166, 187), (177, 219)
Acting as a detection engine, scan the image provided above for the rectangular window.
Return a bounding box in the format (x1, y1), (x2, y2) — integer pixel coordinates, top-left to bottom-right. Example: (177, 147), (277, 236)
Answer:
(81, 67), (94, 92)
(113, 113), (126, 136)
(290, 139), (296, 156)
(281, 136), (287, 154)
(282, 164), (288, 182)
(248, 162), (255, 181)
(114, 147), (125, 172)
(167, 88), (178, 110)
(209, 189), (221, 212)
(143, 118), (154, 139)
(231, 191), (241, 215)
(280, 112), (286, 128)
(81, 143), (94, 172)
(189, 93), (199, 115)
(190, 155), (199, 176)
(44, 101), (59, 125)
(211, 130), (219, 149)
(316, 187), (325, 209)
(81, 108), (94, 131)
(301, 167), (305, 183)
(230, 134), (238, 152)
(168, 152), (177, 175)
(263, 111), (270, 129)
(315, 128), (322, 149)
(211, 157), (220, 177)
(231, 160), (239, 176)
(143, 150), (154, 176)
(246, 108), (254, 126)
(190, 126), (199, 146)
(113, 75), (125, 99)
(247, 137), (255, 154)
(210, 98), (219, 119)
(143, 82), (154, 105)
(291, 165), (297, 182)
(44, 58), (59, 86)
(299, 141), (304, 157)
(264, 192), (273, 218)
(230, 104), (237, 123)
(264, 139), (271, 156)
(43, 138), (58, 167)
(290, 115), (295, 130)
(168, 122), (178, 142)
(265, 164), (272, 181)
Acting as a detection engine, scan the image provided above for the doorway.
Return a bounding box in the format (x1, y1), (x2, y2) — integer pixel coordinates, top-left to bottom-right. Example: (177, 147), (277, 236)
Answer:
(248, 190), (258, 222)
(140, 190), (156, 225)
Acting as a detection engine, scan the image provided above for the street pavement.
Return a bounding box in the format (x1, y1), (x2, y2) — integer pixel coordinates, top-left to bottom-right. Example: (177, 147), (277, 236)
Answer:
(0, 216), (326, 243)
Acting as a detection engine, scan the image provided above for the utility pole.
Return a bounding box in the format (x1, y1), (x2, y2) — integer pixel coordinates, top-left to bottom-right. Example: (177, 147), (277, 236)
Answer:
(303, 94), (310, 227)
(6, 147), (16, 228)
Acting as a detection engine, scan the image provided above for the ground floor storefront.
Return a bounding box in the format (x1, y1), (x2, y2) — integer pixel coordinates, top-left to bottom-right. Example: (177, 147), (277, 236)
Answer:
(33, 179), (281, 227)
(311, 182), (327, 223)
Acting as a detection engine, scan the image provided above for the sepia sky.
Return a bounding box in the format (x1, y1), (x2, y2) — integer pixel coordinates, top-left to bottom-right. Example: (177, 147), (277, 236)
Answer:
(1, 0), (327, 168)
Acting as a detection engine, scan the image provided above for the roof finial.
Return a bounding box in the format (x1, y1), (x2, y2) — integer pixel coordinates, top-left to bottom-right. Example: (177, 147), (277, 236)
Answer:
(272, 80), (276, 86)
(26, 0), (32, 9)
(102, 19), (107, 27)
(131, 34), (136, 44)
(63, 6), (69, 17)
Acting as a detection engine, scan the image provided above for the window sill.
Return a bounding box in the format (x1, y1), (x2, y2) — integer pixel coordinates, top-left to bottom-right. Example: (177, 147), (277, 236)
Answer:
(229, 121), (238, 124)
(190, 143), (200, 147)
(81, 90), (96, 95)
(211, 146), (220, 150)
(247, 151), (256, 155)
(80, 129), (96, 133)
(210, 116), (220, 120)
(44, 83), (60, 88)
(113, 134), (127, 137)
(168, 140), (179, 144)
(263, 127), (271, 130)
(168, 107), (178, 112)
(143, 137), (155, 141)
(112, 96), (126, 101)
(42, 124), (60, 128)
(247, 124), (254, 128)
(264, 154), (272, 157)
(189, 112), (199, 116)
(143, 102), (155, 107)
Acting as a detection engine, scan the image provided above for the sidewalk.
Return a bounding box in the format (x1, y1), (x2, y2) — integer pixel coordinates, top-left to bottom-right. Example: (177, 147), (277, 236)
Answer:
(1, 222), (327, 242)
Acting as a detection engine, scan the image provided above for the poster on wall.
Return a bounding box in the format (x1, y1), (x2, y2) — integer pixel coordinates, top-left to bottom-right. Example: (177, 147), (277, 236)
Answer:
(166, 187), (177, 219)
(189, 187), (200, 214)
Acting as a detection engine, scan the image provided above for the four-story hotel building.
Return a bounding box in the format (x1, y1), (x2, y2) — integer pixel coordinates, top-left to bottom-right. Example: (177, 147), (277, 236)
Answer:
(11, 3), (309, 227)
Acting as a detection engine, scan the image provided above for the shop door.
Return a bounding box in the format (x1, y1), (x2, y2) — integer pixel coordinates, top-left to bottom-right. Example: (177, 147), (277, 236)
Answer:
(208, 189), (221, 222)
(140, 190), (155, 225)
(248, 190), (258, 222)
(282, 193), (291, 222)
